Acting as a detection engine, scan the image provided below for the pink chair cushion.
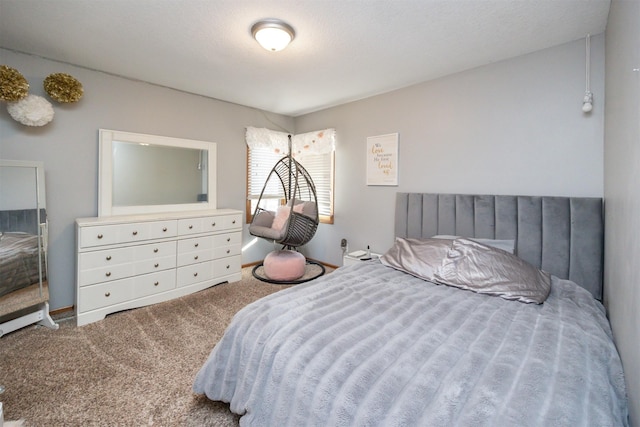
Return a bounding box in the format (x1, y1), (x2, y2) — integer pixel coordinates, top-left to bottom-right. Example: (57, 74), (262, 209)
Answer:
(271, 205), (290, 231)
(263, 250), (306, 281)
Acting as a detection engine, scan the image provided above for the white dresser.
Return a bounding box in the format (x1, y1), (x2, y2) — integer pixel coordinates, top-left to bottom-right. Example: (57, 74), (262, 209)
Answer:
(75, 209), (242, 326)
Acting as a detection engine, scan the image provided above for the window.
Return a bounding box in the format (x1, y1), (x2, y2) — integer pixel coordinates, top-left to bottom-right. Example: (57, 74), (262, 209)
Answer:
(246, 127), (335, 224)
(247, 146), (286, 218)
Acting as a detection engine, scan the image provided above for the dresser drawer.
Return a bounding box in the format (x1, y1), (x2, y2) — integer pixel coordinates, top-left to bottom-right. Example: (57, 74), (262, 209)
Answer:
(133, 241), (177, 260)
(79, 263), (135, 287)
(79, 279), (134, 312)
(177, 235), (213, 252)
(134, 254), (177, 275)
(177, 261), (213, 287)
(133, 270), (176, 299)
(201, 216), (223, 233)
(214, 243), (241, 259)
(178, 217), (205, 235)
(117, 220), (177, 242)
(213, 255), (241, 276)
(79, 241), (175, 271)
(221, 213), (242, 230)
(177, 248), (213, 267)
(202, 213), (242, 233)
(146, 220), (178, 239)
(79, 224), (120, 248)
(213, 232), (241, 247)
(78, 246), (135, 270)
(80, 220), (177, 248)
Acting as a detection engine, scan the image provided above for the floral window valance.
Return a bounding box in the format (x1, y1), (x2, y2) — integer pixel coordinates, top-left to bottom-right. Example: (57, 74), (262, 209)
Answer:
(245, 126), (336, 159)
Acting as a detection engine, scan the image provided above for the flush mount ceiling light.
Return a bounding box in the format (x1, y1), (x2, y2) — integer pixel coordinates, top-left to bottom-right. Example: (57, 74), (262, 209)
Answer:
(251, 19), (295, 52)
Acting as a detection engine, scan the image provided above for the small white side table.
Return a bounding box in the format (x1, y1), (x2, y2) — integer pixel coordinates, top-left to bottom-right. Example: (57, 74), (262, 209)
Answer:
(343, 250), (382, 266)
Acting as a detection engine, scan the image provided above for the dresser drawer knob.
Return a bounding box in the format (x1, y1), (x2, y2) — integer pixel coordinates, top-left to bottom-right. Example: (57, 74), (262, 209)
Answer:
(194, 255), (199, 260)
(154, 248), (159, 253)
(193, 272), (198, 277)
(226, 249), (230, 254)
(105, 272), (111, 277)
(227, 238), (231, 242)
(162, 227), (167, 232)
(189, 225), (193, 229)
(97, 234), (103, 239)
(106, 255), (112, 261)
(226, 265), (230, 269)
(154, 263), (159, 268)
(132, 231), (138, 236)
(105, 292), (111, 297)
(154, 281), (159, 286)
(232, 220), (236, 224)
(212, 222), (216, 227)
(195, 243), (199, 248)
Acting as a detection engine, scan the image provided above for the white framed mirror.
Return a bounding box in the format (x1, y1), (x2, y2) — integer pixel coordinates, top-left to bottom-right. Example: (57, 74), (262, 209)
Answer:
(99, 129), (217, 217)
(0, 159), (57, 337)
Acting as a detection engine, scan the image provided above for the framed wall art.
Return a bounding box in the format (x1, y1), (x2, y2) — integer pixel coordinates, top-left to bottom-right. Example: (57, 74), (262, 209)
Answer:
(366, 133), (398, 186)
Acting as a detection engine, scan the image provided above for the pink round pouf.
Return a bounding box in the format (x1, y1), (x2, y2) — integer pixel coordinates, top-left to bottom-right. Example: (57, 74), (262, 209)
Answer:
(263, 250), (306, 281)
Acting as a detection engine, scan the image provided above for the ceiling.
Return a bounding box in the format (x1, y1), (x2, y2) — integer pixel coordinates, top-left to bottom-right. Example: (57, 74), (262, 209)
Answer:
(0, 0), (610, 117)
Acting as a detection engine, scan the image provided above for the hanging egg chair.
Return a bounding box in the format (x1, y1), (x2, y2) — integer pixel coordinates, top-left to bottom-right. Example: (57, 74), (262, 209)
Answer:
(249, 135), (325, 284)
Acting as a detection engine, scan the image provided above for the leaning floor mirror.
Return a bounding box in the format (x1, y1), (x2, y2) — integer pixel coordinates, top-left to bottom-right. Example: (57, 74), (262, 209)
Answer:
(0, 159), (58, 337)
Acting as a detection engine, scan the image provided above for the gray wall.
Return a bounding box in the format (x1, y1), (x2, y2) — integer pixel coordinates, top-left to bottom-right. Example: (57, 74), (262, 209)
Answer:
(297, 36), (605, 266)
(0, 48), (294, 310)
(604, 0), (640, 423)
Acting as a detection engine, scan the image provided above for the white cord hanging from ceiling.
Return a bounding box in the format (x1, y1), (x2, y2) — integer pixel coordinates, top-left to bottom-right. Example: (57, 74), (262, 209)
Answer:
(582, 34), (593, 113)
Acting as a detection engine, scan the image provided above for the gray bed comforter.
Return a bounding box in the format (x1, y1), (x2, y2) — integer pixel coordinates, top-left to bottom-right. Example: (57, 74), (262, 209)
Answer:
(193, 261), (628, 426)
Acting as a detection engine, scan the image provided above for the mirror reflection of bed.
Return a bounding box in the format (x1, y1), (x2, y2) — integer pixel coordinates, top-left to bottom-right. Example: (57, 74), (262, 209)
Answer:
(0, 160), (58, 337)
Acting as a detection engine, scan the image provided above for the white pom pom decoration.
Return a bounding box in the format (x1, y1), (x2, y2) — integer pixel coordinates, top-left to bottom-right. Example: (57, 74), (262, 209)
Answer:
(7, 94), (54, 126)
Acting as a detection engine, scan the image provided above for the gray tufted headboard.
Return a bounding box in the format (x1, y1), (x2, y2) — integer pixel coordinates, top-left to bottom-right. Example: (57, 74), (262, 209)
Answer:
(0, 209), (47, 235)
(394, 193), (604, 300)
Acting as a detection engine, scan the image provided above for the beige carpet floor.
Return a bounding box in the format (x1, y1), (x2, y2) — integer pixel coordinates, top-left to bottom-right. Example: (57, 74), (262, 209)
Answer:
(0, 264), (331, 426)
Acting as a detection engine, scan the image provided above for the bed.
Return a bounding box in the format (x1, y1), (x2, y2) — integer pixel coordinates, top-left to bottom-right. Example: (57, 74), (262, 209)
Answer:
(193, 193), (629, 426)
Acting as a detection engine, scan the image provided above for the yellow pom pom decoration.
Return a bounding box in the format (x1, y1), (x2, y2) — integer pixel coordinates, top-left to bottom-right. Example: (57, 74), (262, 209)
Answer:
(0, 65), (29, 102)
(44, 73), (84, 103)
